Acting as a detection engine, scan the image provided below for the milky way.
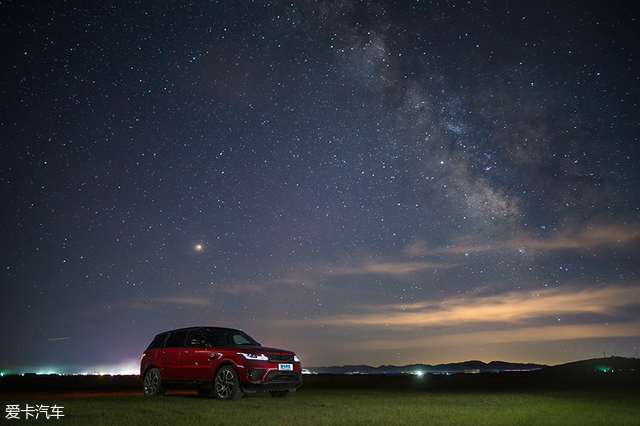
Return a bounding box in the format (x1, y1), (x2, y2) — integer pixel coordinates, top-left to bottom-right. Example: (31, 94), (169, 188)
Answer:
(1, 1), (638, 373)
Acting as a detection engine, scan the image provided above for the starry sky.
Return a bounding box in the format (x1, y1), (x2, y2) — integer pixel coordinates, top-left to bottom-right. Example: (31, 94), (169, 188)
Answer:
(2, 1), (639, 374)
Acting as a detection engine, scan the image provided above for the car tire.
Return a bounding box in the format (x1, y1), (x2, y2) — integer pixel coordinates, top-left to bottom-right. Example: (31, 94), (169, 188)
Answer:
(143, 368), (166, 396)
(214, 366), (243, 401)
(270, 389), (296, 398)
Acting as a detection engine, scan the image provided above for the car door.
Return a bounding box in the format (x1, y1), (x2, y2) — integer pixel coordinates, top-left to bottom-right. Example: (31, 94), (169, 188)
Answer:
(159, 330), (187, 380)
(179, 328), (216, 381)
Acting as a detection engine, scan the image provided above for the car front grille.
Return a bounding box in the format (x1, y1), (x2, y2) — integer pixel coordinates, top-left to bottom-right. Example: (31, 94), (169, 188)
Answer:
(267, 354), (294, 362)
(265, 371), (299, 382)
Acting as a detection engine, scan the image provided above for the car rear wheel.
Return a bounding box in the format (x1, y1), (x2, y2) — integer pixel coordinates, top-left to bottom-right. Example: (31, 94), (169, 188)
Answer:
(143, 368), (166, 396)
(214, 366), (242, 401)
(270, 389), (296, 398)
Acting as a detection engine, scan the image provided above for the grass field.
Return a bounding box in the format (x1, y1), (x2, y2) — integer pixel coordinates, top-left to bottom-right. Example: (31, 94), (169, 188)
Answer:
(3, 373), (640, 425)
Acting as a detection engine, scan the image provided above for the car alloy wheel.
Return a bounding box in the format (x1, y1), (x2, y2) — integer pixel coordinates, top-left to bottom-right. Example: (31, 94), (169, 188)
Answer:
(214, 366), (242, 401)
(143, 368), (166, 396)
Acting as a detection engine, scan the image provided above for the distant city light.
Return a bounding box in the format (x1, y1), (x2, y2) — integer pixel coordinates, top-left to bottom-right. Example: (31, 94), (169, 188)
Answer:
(4, 359), (141, 376)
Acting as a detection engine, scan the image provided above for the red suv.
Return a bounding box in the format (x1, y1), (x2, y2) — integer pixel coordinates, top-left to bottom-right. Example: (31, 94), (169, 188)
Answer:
(140, 326), (302, 400)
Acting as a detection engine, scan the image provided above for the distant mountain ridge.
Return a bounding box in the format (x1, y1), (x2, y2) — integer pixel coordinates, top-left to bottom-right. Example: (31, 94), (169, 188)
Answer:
(539, 356), (640, 373)
(307, 360), (547, 374)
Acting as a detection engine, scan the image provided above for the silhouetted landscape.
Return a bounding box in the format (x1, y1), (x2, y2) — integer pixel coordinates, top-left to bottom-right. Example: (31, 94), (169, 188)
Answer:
(306, 360), (547, 374)
(1, 357), (638, 396)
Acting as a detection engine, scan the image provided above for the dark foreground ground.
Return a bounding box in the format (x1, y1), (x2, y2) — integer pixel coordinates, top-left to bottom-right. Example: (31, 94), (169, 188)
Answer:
(0, 374), (143, 399)
(1, 368), (639, 400)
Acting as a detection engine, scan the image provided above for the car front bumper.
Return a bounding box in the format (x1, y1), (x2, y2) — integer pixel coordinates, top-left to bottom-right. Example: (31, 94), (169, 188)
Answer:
(241, 370), (302, 392)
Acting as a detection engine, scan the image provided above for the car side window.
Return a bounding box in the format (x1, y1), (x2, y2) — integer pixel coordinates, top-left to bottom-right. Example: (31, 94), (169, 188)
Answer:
(147, 333), (168, 349)
(164, 330), (188, 348)
(186, 329), (207, 347)
(209, 332), (230, 346)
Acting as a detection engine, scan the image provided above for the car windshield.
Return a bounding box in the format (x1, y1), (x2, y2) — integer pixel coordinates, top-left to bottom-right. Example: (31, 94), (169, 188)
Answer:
(203, 328), (260, 347)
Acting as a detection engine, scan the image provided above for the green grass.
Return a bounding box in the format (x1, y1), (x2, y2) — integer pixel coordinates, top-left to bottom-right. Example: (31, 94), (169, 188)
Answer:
(4, 375), (640, 425)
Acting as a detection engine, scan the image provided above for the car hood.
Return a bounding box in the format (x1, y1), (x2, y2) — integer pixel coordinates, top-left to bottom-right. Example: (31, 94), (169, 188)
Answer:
(236, 346), (295, 355)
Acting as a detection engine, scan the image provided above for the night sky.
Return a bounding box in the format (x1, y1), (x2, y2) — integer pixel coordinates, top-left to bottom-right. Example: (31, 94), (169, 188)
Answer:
(2, 1), (639, 374)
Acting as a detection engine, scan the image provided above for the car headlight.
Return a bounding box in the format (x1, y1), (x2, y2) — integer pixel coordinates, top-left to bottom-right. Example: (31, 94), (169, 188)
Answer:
(237, 352), (269, 361)
(294, 355), (300, 362)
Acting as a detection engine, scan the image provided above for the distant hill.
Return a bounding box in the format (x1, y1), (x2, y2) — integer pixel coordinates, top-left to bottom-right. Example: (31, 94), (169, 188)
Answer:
(307, 360), (547, 374)
(538, 356), (640, 373)
(308, 356), (640, 375)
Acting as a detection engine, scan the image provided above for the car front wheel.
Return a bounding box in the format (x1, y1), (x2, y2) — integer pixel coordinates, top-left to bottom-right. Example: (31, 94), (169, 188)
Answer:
(143, 368), (166, 396)
(214, 366), (242, 401)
